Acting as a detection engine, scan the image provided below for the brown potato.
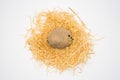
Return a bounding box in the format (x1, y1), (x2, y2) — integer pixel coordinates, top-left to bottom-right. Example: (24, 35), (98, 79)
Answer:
(47, 27), (73, 49)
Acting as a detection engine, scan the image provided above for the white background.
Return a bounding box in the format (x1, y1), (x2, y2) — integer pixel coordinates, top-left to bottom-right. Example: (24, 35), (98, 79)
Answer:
(0, 0), (120, 80)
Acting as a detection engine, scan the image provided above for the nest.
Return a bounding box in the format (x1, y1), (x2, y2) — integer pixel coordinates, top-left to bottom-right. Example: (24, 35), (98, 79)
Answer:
(26, 8), (94, 71)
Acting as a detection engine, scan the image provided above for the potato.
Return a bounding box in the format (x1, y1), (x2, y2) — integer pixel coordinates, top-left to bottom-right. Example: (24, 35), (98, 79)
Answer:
(47, 27), (73, 49)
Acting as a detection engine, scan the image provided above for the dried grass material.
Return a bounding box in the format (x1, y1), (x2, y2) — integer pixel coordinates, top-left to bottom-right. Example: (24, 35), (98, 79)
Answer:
(26, 8), (94, 71)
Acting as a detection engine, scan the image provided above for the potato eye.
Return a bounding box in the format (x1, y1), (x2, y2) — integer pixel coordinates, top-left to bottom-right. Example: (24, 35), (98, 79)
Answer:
(71, 37), (74, 40)
(68, 35), (70, 37)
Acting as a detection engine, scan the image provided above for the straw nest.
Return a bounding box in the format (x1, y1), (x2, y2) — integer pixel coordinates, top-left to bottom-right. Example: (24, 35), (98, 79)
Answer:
(26, 8), (94, 71)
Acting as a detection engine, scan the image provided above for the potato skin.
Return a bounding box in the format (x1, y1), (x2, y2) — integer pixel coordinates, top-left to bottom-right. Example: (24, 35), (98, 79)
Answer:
(47, 28), (73, 49)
